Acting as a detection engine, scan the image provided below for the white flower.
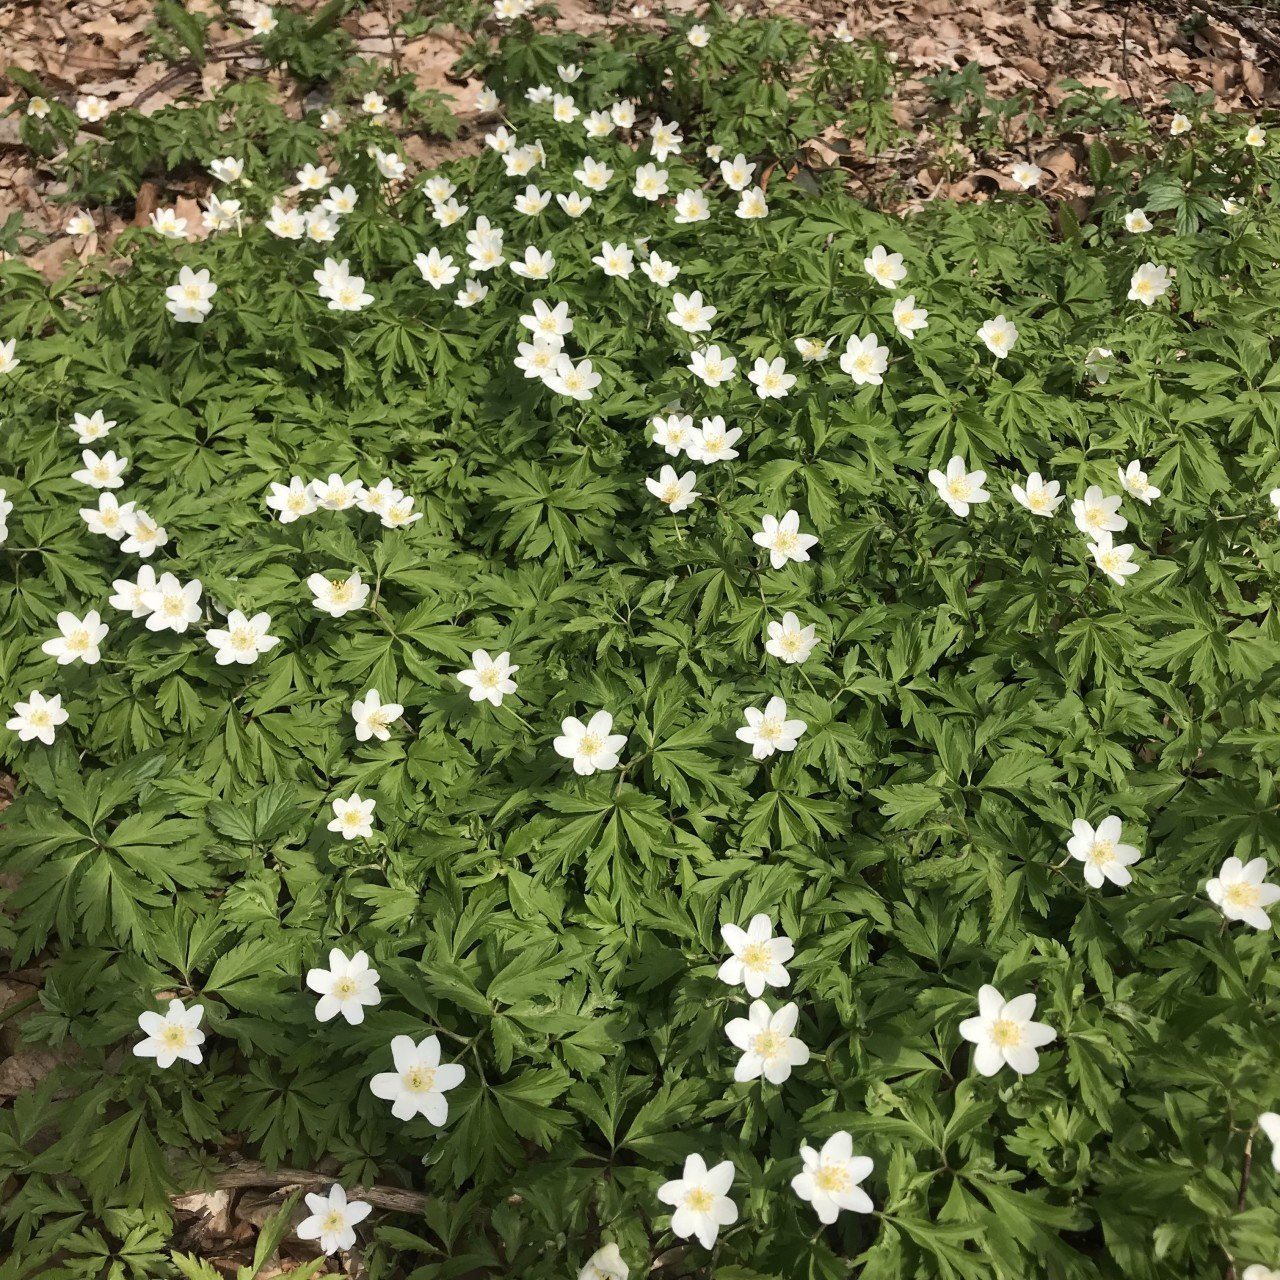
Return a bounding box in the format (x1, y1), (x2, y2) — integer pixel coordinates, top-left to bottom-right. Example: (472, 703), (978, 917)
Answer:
(69, 409), (115, 443)
(610, 99), (636, 128)
(66, 210), (96, 237)
(1170, 112), (1192, 135)
(593, 241), (635, 278)
(71, 448), (128, 489)
(1067, 816), (1142, 888)
(978, 314), (1018, 358)
(839, 332), (889, 385)
(207, 610), (279, 665)
(863, 244), (906, 288)
(466, 221), (505, 272)
(1129, 263), (1171, 306)
(485, 125), (516, 155)
(649, 118), (683, 161)
(521, 298), (572, 342)
(296, 162), (329, 191)
(296, 1184), (372, 1254)
(264, 203), (304, 239)
(308, 571), (370, 617)
(0, 339), (17, 375)
(747, 356), (795, 399)
(735, 187), (768, 219)
(266, 476), (317, 523)
(656, 1155), (737, 1250)
(1124, 208), (1152, 233)
(6, 690), (68, 745)
(109, 565), (158, 618)
(552, 93), (579, 123)
(1222, 197), (1242, 217)
(141, 573), (203, 633)
(718, 914), (793, 998)
(1010, 471), (1063, 517)
(554, 710), (627, 775)
(645, 465), (700, 513)
(210, 156), (245, 184)
(325, 273), (373, 312)
(928, 457), (989, 518)
(959, 985), (1056, 1076)
(121, 508), (167, 559)
(352, 688), (404, 741)
(80, 492), (135, 540)
(303, 208), (339, 244)
(328, 793), (375, 840)
(892, 294), (929, 340)
(1010, 161), (1042, 189)
(457, 650), (519, 706)
(736, 696), (806, 760)
(246, 3), (277, 35)
(1258, 1114), (1280, 1172)
(1088, 532), (1140, 586)
(545, 355), (601, 401)
(26, 96), (50, 119)
(133, 999), (205, 1068)
(150, 208), (187, 238)
(305, 949), (381, 1024)
(1242, 1266), (1280, 1280)
(556, 190), (592, 217)
(558, 63), (582, 83)
(1206, 858), (1280, 930)
(362, 92), (387, 116)
(688, 22), (709, 46)
(165, 267), (217, 322)
(719, 153), (755, 191)
(203, 193), (242, 232)
(651, 414), (694, 456)
(686, 416), (741, 464)
(1084, 346), (1114, 382)
(575, 157), (613, 191)
(725, 1000), (808, 1084)
(76, 95), (110, 122)
(791, 1132), (874, 1223)
(578, 1243), (629, 1280)
(1071, 485), (1126, 537)
(514, 185), (551, 216)
(794, 337), (832, 362)
(370, 1034), (466, 1122)
(1118, 460), (1160, 504)
(415, 248), (460, 290)
(455, 278), (490, 308)
(753, 510), (818, 569)
(673, 189), (710, 223)
(374, 148), (406, 181)
(633, 163), (670, 201)
(1245, 124), (1266, 148)
(515, 336), (562, 380)
(312, 474), (364, 511)
(41, 610), (108, 666)
(639, 251), (679, 286)
(382, 496), (422, 530)
(688, 344), (735, 386)
(422, 174), (456, 203)
(765, 612), (816, 663)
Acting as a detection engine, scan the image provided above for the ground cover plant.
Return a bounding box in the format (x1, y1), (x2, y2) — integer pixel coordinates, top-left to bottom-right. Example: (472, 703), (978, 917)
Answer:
(2, 4), (1280, 1279)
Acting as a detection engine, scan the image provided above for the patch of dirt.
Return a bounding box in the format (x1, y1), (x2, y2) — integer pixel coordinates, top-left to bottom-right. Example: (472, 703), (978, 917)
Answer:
(1, 0), (1275, 263)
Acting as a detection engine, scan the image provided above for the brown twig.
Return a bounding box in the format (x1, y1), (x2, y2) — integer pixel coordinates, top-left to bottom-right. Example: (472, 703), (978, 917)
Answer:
(201, 1159), (427, 1213)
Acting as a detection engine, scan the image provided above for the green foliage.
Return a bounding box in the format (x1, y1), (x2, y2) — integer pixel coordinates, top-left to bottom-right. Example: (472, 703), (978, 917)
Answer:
(1, 8), (1280, 1280)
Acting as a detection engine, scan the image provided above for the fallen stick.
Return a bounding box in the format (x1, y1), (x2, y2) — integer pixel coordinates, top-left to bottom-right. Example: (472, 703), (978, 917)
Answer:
(200, 1159), (427, 1214)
